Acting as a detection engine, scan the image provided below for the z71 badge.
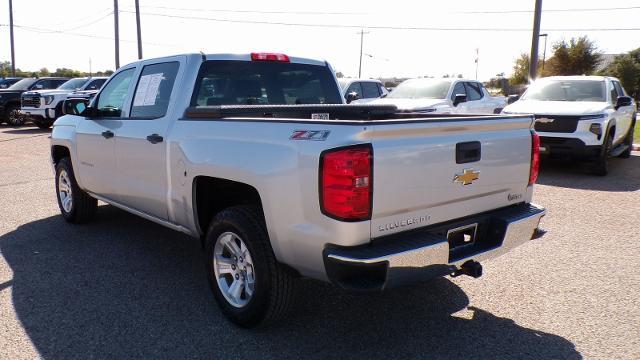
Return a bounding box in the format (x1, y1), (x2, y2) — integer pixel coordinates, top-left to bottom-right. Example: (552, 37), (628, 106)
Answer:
(290, 130), (331, 141)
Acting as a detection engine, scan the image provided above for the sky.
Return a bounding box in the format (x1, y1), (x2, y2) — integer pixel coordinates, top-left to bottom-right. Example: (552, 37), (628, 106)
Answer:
(1, 0), (639, 81)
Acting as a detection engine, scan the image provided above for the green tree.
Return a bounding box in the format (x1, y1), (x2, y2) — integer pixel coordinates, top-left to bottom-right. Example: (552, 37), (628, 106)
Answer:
(39, 67), (50, 76)
(546, 36), (601, 76)
(599, 49), (640, 98)
(509, 53), (530, 85)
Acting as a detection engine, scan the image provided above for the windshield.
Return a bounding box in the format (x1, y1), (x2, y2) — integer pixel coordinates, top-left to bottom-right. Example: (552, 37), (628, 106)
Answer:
(6, 78), (37, 91)
(522, 80), (606, 102)
(58, 78), (88, 90)
(388, 79), (451, 99)
(192, 60), (342, 106)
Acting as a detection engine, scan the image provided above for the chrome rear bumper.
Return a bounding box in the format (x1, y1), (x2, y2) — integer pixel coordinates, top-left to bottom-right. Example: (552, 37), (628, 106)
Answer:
(323, 203), (546, 291)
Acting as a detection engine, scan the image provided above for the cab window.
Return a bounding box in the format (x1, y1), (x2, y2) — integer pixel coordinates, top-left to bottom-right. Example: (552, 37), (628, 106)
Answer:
(464, 82), (483, 101)
(451, 82), (466, 101)
(96, 68), (135, 118)
(361, 82), (381, 98)
(130, 62), (180, 119)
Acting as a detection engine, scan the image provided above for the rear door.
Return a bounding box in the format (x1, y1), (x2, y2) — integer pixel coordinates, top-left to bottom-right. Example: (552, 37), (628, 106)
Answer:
(369, 115), (534, 238)
(113, 58), (183, 220)
(611, 80), (634, 143)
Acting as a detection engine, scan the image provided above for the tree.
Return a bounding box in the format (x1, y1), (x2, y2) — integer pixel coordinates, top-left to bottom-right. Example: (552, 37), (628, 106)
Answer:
(509, 53), (530, 85)
(39, 68), (50, 76)
(599, 49), (640, 98)
(546, 36), (601, 76)
(335, 71), (344, 78)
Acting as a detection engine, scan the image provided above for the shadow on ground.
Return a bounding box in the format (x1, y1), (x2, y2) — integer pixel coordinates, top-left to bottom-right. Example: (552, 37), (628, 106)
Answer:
(537, 153), (640, 192)
(0, 126), (51, 135)
(0, 206), (581, 359)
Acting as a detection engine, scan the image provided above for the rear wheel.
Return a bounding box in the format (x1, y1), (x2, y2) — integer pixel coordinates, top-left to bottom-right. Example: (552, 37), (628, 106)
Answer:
(55, 157), (97, 223)
(34, 119), (53, 129)
(204, 205), (294, 328)
(592, 130), (614, 176)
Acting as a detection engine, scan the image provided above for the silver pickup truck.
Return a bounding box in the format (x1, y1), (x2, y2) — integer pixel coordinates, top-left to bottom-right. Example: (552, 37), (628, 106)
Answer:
(51, 53), (546, 328)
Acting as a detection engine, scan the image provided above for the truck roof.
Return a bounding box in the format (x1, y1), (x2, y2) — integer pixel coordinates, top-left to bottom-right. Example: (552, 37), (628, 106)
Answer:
(539, 75), (617, 82)
(120, 53), (328, 69)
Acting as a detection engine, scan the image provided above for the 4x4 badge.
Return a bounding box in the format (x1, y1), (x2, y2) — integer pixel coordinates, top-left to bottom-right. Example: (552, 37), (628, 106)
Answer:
(453, 169), (480, 185)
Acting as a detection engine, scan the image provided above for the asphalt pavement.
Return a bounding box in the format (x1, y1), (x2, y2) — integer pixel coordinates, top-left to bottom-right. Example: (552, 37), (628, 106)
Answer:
(0, 125), (639, 359)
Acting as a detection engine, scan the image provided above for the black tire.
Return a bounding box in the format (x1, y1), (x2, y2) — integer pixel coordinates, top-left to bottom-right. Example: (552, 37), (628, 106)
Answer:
(5, 104), (25, 127)
(34, 119), (53, 129)
(55, 157), (97, 223)
(493, 108), (503, 114)
(592, 130), (614, 176)
(618, 118), (635, 158)
(204, 205), (294, 328)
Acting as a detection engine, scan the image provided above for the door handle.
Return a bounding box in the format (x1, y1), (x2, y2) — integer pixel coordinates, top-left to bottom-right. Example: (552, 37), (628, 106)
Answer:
(101, 130), (114, 139)
(146, 133), (164, 144)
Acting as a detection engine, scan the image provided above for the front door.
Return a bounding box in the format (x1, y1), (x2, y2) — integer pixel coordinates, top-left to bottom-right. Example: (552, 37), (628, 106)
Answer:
(75, 68), (136, 200)
(114, 60), (182, 220)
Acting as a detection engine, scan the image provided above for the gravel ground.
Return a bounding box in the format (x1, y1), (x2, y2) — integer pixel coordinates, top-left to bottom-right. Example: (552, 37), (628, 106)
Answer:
(0, 125), (639, 359)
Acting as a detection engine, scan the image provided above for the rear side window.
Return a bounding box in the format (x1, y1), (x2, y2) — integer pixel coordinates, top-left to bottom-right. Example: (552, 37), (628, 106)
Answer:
(464, 82), (483, 101)
(86, 78), (106, 90)
(191, 60), (342, 106)
(361, 82), (381, 98)
(130, 62), (179, 118)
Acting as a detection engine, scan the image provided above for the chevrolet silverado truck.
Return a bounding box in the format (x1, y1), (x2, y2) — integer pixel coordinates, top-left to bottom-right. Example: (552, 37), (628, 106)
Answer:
(503, 76), (636, 175)
(0, 77), (69, 125)
(21, 77), (107, 129)
(52, 53), (546, 328)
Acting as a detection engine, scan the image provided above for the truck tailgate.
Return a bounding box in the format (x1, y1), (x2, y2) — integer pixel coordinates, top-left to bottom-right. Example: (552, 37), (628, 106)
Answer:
(368, 115), (534, 238)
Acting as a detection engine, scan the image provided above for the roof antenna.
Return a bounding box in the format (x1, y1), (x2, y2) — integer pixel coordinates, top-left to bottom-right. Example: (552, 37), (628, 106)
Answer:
(200, 51), (206, 62)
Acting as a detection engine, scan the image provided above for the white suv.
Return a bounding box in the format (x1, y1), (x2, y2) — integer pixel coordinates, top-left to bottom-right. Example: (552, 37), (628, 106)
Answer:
(503, 76), (636, 175)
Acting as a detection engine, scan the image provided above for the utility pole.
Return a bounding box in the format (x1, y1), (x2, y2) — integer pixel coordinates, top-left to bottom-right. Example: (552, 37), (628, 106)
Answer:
(114, 0), (120, 69)
(9, 0), (16, 76)
(539, 33), (548, 71)
(89, 58), (92, 77)
(475, 48), (479, 80)
(357, 29), (369, 78)
(134, 0), (143, 59)
(529, 0), (543, 81)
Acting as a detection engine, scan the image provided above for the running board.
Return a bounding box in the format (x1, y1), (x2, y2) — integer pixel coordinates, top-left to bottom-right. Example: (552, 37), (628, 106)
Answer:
(610, 144), (629, 157)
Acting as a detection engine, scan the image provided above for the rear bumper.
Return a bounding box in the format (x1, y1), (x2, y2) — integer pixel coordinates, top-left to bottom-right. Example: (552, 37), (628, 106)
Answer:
(323, 203), (546, 291)
(539, 136), (601, 158)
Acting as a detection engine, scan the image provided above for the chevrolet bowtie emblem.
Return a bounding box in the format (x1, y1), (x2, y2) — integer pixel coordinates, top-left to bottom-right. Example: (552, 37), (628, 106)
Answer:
(536, 117), (555, 124)
(453, 169), (480, 185)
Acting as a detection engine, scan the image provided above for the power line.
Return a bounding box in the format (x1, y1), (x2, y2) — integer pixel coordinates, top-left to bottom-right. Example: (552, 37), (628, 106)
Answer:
(132, 4), (368, 16)
(118, 10), (640, 32)
(61, 10), (113, 32)
(458, 6), (640, 14)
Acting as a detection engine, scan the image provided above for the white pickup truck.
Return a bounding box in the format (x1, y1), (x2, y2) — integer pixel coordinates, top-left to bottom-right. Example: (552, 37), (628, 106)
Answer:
(52, 53), (546, 328)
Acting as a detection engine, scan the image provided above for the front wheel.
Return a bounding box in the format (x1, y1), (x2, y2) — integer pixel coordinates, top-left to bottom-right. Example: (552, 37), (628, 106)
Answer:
(34, 119), (53, 129)
(5, 104), (25, 126)
(204, 205), (294, 328)
(592, 131), (614, 176)
(55, 157), (97, 223)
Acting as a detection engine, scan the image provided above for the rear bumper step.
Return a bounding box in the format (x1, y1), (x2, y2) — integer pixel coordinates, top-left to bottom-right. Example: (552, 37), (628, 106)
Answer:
(323, 203), (546, 291)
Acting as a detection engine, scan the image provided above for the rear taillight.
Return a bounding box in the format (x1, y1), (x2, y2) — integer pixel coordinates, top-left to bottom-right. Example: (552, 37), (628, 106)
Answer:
(320, 145), (372, 221)
(529, 130), (540, 185)
(250, 52), (290, 62)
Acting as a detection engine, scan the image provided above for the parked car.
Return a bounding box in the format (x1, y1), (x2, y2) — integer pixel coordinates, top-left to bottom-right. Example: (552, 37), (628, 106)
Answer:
(53, 52), (545, 327)
(20, 77), (107, 129)
(0, 77), (69, 125)
(360, 78), (507, 114)
(502, 76), (636, 175)
(0, 77), (23, 89)
(338, 78), (388, 103)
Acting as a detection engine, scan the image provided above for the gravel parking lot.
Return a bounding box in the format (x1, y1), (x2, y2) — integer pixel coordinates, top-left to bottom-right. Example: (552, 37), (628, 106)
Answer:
(1, 125), (639, 359)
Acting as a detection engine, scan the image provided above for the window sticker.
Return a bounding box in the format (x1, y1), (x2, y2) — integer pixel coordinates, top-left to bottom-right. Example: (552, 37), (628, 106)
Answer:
(133, 73), (164, 106)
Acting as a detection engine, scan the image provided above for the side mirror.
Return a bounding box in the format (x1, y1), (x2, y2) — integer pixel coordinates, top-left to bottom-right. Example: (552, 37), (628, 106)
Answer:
(63, 98), (92, 116)
(345, 92), (360, 104)
(453, 93), (467, 107)
(615, 96), (632, 109)
(507, 94), (520, 105)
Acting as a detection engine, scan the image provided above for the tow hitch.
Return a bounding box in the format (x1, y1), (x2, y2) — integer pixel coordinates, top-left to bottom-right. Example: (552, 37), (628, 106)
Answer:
(451, 260), (483, 278)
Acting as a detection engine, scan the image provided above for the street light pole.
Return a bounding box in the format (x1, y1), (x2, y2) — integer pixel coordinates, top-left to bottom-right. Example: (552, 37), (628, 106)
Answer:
(540, 33), (548, 71)
(114, 0), (120, 69)
(134, 0), (143, 59)
(358, 29), (369, 78)
(9, 0), (16, 76)
(529, 0), (543, 81)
